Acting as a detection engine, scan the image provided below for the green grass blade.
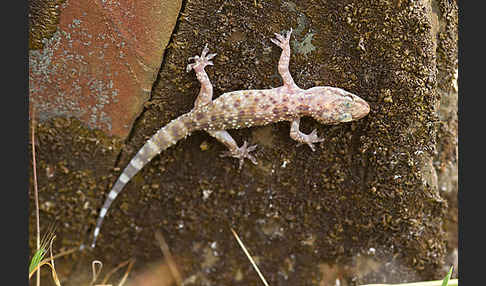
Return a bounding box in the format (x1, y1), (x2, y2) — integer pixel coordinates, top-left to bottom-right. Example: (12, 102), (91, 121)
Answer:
(441, 266), (453, 286)
(29, 248), (46, 273)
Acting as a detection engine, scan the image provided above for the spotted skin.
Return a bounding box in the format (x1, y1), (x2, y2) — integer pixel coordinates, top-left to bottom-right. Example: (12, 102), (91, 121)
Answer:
(90, 28), (370, 247)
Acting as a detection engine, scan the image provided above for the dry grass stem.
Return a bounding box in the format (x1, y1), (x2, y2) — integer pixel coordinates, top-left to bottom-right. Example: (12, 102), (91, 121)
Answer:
(44, 246), (79, 263)
(230, 228), (269, 286)
(90, 260), (104, 286)
(155, 230), (183, 286)
(99, 258), (136, 286)
(30, 107), (41, 286)
(360, 280), (458, 286)
(48, 236), (61, 286)
(116, 258), (135, 286)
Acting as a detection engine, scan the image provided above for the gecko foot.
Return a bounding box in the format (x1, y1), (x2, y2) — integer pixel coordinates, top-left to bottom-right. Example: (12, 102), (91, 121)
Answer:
(296, 129), (324, 152)
(220, 141), (258, 170)
(270, 28), (293, 49)
(186, 44), (217, 72)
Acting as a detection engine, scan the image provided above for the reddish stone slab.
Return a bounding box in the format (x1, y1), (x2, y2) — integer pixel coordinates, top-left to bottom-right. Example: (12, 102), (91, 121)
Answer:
(29, 0), (182, 138)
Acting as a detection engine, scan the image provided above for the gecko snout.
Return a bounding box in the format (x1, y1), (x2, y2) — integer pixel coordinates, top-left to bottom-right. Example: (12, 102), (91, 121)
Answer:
(333, 92), (370, 123)
(349, 94), (370, 120)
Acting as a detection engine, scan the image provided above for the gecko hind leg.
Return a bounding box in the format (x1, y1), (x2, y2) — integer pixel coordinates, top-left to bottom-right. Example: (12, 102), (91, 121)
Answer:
(187, 44), (217, 107)
(207, 130), (258, 170)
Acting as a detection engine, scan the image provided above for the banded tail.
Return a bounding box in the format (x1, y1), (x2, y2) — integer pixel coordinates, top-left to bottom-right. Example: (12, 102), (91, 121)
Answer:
(91, 113), (195, 247)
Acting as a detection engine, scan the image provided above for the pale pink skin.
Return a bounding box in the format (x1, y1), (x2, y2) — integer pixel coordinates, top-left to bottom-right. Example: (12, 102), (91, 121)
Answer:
(90, 28), (370, 248)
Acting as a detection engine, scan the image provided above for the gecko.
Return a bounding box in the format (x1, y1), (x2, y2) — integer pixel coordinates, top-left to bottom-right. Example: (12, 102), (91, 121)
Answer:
(90, 28), (370, 248)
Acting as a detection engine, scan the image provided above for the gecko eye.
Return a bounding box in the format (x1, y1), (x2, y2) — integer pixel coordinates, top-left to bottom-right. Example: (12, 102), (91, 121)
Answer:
(340, 100), (353, 111)
(338, 112), (353, 122)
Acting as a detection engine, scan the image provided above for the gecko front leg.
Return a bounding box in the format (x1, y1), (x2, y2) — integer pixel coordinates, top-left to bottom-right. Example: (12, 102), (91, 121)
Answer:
(289, 118), (324, 151)
(270, 28), (298, 89)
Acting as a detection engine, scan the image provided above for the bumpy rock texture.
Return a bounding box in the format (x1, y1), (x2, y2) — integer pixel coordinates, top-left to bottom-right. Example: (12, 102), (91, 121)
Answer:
(29, 0), (458, 285)
(431, 0), (458, 277)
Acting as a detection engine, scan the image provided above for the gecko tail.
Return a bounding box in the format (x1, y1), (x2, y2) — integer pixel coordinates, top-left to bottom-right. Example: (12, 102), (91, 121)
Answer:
(91, 113), (196, 247)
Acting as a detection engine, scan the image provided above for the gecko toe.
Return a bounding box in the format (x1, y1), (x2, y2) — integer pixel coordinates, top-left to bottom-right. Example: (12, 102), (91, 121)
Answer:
(307, 143), (316, 152)
(201, 44), (209, 57)
(206, 53), (217, 60)
(271, 30), (292, 49)
(187, 46), (217, 72)
(186, 63), (194, 72)
(220, 141), (258, 169)
(309, 129), (324, 142)
(286, 28), (293, 39)
(247, 144), (258, 152)
(270, 38), (281, 47)
(248, 154), (258, 165)
(238, 158), (245, 171)
(188, 55), (199, 62)
(274, 32), (285, 41)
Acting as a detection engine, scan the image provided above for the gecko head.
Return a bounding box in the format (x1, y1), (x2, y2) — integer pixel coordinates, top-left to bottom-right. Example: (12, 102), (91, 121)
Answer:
(308, 87), (370, 124)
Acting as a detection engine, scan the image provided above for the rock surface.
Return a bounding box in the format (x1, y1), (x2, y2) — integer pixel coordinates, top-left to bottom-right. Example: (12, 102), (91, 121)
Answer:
(29, 0), (182, 138)
(29, 0), (458, 285)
